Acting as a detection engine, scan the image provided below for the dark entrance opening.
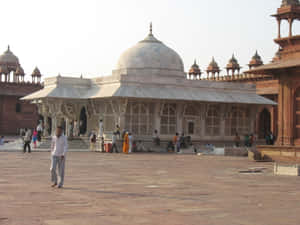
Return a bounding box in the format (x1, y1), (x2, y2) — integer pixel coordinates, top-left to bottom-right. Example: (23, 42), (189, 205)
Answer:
(259, 108), (271, 139)
(38, 115), (44, 127)
(188, 121), (194, 135)
(79, 107), (87, 135)
(47, 117), (52, 135)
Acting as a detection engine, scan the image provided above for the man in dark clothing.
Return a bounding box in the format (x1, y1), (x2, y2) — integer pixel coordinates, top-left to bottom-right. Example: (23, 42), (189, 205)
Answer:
(23, 128), (32, 153)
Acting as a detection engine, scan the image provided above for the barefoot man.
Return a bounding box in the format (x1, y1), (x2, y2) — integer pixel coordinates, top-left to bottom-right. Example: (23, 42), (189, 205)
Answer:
(50, 126), (68, 188)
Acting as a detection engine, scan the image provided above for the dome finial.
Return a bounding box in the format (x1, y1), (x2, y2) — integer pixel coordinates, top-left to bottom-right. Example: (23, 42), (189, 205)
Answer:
(149, 22), (153, 35)
(7, 45), (10, 51)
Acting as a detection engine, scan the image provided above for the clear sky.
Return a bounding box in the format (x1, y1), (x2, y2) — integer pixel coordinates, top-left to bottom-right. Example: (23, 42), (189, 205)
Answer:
(0, 0), (293, 79)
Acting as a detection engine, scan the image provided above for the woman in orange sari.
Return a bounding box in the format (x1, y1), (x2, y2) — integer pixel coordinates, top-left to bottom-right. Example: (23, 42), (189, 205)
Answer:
(123, 132), (129, 154)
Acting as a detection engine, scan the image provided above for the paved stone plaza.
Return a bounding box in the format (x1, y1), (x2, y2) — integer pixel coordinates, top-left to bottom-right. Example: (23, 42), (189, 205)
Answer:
(1, 152), (300, 225)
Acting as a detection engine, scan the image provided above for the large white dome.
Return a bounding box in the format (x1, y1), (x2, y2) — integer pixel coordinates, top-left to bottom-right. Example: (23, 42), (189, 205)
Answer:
(116, 31), (184, 72)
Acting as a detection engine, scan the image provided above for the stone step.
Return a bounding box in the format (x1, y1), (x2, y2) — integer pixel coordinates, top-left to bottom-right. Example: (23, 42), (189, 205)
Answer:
(37, 138), (90, 150)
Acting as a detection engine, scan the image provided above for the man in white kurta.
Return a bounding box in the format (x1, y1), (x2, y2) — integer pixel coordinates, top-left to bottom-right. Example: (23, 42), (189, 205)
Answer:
(50, 126), (68, 188)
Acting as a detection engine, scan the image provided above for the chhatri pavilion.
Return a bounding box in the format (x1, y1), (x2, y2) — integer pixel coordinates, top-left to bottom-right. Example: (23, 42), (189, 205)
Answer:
(22, 25), (274, 144)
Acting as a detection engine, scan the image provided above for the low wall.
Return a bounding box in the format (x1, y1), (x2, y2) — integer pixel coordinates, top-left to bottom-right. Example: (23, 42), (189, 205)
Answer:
(257, 145), (300, 163)
(224, 147), (249, 157)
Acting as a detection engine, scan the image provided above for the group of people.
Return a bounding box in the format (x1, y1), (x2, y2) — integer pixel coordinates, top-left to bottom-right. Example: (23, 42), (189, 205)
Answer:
(172, 133), (188, 153)
(89, 123), (135, 154)
(265, 132), (275, 145)
(234, 133), (256, 148)
(21, 121), (44, 153)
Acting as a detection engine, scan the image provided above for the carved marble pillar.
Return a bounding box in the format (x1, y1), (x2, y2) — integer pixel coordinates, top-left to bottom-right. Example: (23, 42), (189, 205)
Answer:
(51, 116), (57, 136)
(65, 118), (69, 136)
(114, 99), (128, 133)
(220, 104), (226, 139)
(44, 117), (50, 137)
(154, 102), (161, 135)
(200, 104), (207, 138)
(176, 103), (184, 134)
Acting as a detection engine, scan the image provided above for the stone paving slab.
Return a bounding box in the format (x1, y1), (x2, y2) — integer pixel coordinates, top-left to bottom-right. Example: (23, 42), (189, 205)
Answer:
(0, 152), (300, 225)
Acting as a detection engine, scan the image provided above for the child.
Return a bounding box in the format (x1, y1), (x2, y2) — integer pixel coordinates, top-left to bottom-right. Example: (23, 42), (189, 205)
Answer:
(32, 129), (38, 148)
(0, 136), (4, 145)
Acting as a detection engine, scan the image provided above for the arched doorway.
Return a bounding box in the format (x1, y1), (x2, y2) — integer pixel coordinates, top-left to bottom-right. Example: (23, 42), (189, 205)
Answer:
(79, 107), (87, 135)
(258, 108), (271, 139)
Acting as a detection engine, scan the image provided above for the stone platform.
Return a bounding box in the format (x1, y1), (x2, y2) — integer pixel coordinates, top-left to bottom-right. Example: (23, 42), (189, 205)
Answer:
(258, 145), (300, 162)
(1, 152), (300, 225)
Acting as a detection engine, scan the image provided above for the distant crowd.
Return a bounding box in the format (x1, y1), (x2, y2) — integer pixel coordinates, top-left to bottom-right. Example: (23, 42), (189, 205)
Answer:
(9, 118), (276, 154)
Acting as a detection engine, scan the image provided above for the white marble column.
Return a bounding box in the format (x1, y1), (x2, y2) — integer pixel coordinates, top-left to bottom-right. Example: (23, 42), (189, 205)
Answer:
(65, 118), (69, 136)
(176, 103), (184, 134)
(43, 116), (50, 137)
(154, 102), (161, 135)
(220, 105), (226, 138)
(51, 116), (57, 136)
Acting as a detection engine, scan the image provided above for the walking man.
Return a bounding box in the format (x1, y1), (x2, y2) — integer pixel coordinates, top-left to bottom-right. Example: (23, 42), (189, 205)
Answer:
(50, 126), (68, 188)
(23, 128), (32, 153)
(36, 121), (43, 142)
(89, 131), (97, 151)
(111, 132), (119, 153)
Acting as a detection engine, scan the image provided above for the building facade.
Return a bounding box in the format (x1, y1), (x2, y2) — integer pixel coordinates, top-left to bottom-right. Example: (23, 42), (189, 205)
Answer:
(0, 46), (43, 135)
(185, 0), (300, 148)
(23, 27), (274, 144)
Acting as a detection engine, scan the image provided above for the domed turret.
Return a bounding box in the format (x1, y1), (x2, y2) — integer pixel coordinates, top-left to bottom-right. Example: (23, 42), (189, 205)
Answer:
(188, 60), (202, 79)
(32, 67), (41, 77)
(31, 67), (42, 83)
(116, 23), (184, 78)
(226, 54), (241, 76)
(248, 51), (263, 69)
(206, 57), (221, 80)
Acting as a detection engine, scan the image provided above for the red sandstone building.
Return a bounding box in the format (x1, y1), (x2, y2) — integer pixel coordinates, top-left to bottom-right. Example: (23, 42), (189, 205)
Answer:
(188, 0), (300, 151)
(0, 46), (43, 135)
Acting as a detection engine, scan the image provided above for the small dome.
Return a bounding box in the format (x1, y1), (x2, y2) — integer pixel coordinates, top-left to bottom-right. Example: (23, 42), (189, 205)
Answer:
(116, 24), (184, 74)
(0, 46), (19, 66)
(281, 0), (300, 7)
(15, 65), (25, 76)
(32, 67), (41, 77)
(249, 51), (263, 68)
(188, 60), (201, 75)
(207, 57), (220, 72)
(226, 54), (241, 69)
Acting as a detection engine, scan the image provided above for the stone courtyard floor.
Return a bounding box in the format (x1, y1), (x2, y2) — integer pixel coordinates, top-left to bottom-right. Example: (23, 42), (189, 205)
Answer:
(0, 152), (300, 225)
